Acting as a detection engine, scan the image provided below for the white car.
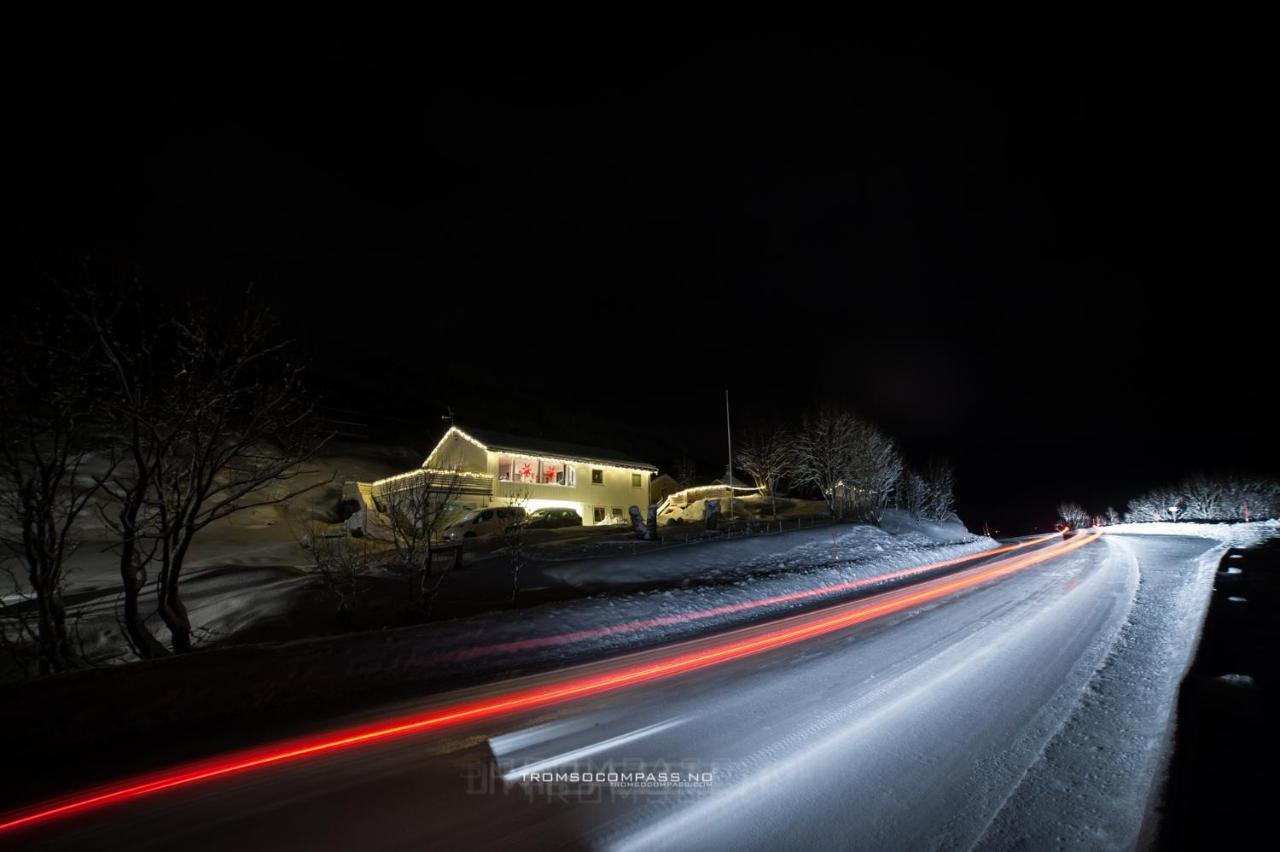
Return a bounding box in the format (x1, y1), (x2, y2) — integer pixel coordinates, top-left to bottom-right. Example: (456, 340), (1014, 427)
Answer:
(443, 506), (526, 540)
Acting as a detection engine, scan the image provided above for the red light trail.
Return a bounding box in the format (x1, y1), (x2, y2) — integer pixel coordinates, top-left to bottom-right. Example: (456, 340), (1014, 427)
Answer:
(0, 531), (1096, 836)
(434, 533), (1057, 661)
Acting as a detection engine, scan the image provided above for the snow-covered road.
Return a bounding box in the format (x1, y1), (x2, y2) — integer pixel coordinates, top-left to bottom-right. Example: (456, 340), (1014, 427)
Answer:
(10, 531), (1251, 850)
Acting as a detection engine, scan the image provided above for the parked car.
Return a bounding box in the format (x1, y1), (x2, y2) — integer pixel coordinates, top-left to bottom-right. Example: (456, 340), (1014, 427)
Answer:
(443, 506), (526, 540)
(513, 507), (583, 531)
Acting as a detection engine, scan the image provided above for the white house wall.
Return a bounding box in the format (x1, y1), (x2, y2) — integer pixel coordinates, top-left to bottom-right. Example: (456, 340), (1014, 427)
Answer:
(491, 459), (649, 525)
(418, 429), (652, 525)
(424, 431), (489, 474)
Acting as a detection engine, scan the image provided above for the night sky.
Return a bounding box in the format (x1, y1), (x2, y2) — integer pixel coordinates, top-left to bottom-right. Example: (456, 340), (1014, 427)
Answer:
(16, 13), (1277, 532)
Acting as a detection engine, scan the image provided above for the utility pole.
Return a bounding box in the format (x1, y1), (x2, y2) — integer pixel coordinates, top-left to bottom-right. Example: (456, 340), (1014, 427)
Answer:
(725, 388), (733, 521)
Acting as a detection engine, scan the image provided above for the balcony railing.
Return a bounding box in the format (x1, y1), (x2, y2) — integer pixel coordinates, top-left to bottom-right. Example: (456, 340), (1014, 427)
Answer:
(370, 468), (494, 499)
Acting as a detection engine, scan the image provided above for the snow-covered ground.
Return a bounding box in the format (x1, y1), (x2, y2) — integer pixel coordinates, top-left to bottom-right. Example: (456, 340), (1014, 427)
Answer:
(490, 523), (1276, 850)
(381, 511), (993, 674)
(976, 521), (1279, 849)
(14, 523), (1280, 849)
(6, 512), (1000, 748)
(537, 509), (982, 589)
(8, 503), (989, 677)
(1101, 518), (1280, 541)
(32, 524), (1277, 850)
(0, 445), (412, 672)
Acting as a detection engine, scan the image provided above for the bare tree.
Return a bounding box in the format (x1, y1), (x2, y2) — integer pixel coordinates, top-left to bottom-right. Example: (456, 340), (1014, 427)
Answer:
(505, 489), (530, 607)
(790, 408), (857, 517)
(1153, 488), (1185, 522)
(84, 289), (330, 655)
(1104, 506), (1121, 525)
(922, 460), (956, 521)
(1125, 492), (1160, 522)
(1128, 487), (1182, 522)
(1182, 475), (1222, 520)
(790, 409), (903, 521)
(1226, 477), (1279, 520)
(736, 426), (790, 517)
(1126, 475), (1279, 524)
(379, 465), (467, 609)
(1057, 501), (1090, 528)
(303, 523), (377, 627)
(900, 469), (928, 518)
(848, 419), (903, 522)
(1217, 477), (1249, 521)
(0, 303), (114, 674)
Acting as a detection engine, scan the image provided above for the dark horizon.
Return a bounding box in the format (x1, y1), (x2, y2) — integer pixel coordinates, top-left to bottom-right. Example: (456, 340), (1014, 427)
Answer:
(16, 13), (1277, 533)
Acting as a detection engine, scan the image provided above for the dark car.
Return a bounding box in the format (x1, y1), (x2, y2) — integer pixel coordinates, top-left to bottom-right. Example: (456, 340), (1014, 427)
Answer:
(514, 507), (583, 530)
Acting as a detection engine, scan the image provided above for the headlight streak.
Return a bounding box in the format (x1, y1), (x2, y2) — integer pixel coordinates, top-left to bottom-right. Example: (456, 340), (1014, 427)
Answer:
(0, 531), (1098, 835)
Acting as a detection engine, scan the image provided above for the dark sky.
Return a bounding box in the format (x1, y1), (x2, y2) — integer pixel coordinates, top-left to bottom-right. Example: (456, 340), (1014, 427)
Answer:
(16, 12), (1277, 532)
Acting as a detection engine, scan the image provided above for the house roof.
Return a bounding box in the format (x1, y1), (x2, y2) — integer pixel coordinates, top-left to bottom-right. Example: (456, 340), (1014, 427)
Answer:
(443, 426), (658, 472)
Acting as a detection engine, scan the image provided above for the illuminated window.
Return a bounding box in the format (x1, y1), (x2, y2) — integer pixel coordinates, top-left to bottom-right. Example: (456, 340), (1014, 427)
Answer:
(591, 469), (604, 484)
(631, 473), (642, 487)
(498, 455), (575, 487)
(512, 456), (538, 483)
(611, 507), (624, 520)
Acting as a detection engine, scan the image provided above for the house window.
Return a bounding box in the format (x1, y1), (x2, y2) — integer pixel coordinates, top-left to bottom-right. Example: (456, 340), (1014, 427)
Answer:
(593, 507), (606, 524)
(511, 456), (538, 483)
(632, 473), (642, 487)
(611, 507), (624, 521)
(498, 455), (576, 487)
(591, 469), (604, 484)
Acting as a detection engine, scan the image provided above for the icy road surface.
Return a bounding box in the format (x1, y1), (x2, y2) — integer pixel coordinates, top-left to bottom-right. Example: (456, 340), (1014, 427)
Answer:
(11, 532), (1246, 850)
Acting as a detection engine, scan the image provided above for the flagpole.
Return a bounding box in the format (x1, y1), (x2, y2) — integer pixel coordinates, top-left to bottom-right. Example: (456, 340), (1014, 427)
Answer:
(725, 389), (733, 521)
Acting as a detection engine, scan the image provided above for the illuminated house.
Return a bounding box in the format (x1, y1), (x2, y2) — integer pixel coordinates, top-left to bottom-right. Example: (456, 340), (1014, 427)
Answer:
(370, 426), (657, 526)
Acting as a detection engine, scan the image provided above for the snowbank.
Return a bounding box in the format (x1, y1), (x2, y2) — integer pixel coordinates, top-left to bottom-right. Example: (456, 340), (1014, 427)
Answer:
(876, 508), (973, 542)
(977, 522), (1277, 848)
(538, 510), (984, 590)
(1102, 519), (1279, 544)
(5, 516), (999, 746)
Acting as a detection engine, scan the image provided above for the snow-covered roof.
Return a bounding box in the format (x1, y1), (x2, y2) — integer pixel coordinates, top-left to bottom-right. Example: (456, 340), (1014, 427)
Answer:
(435, 426), (658, 472)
